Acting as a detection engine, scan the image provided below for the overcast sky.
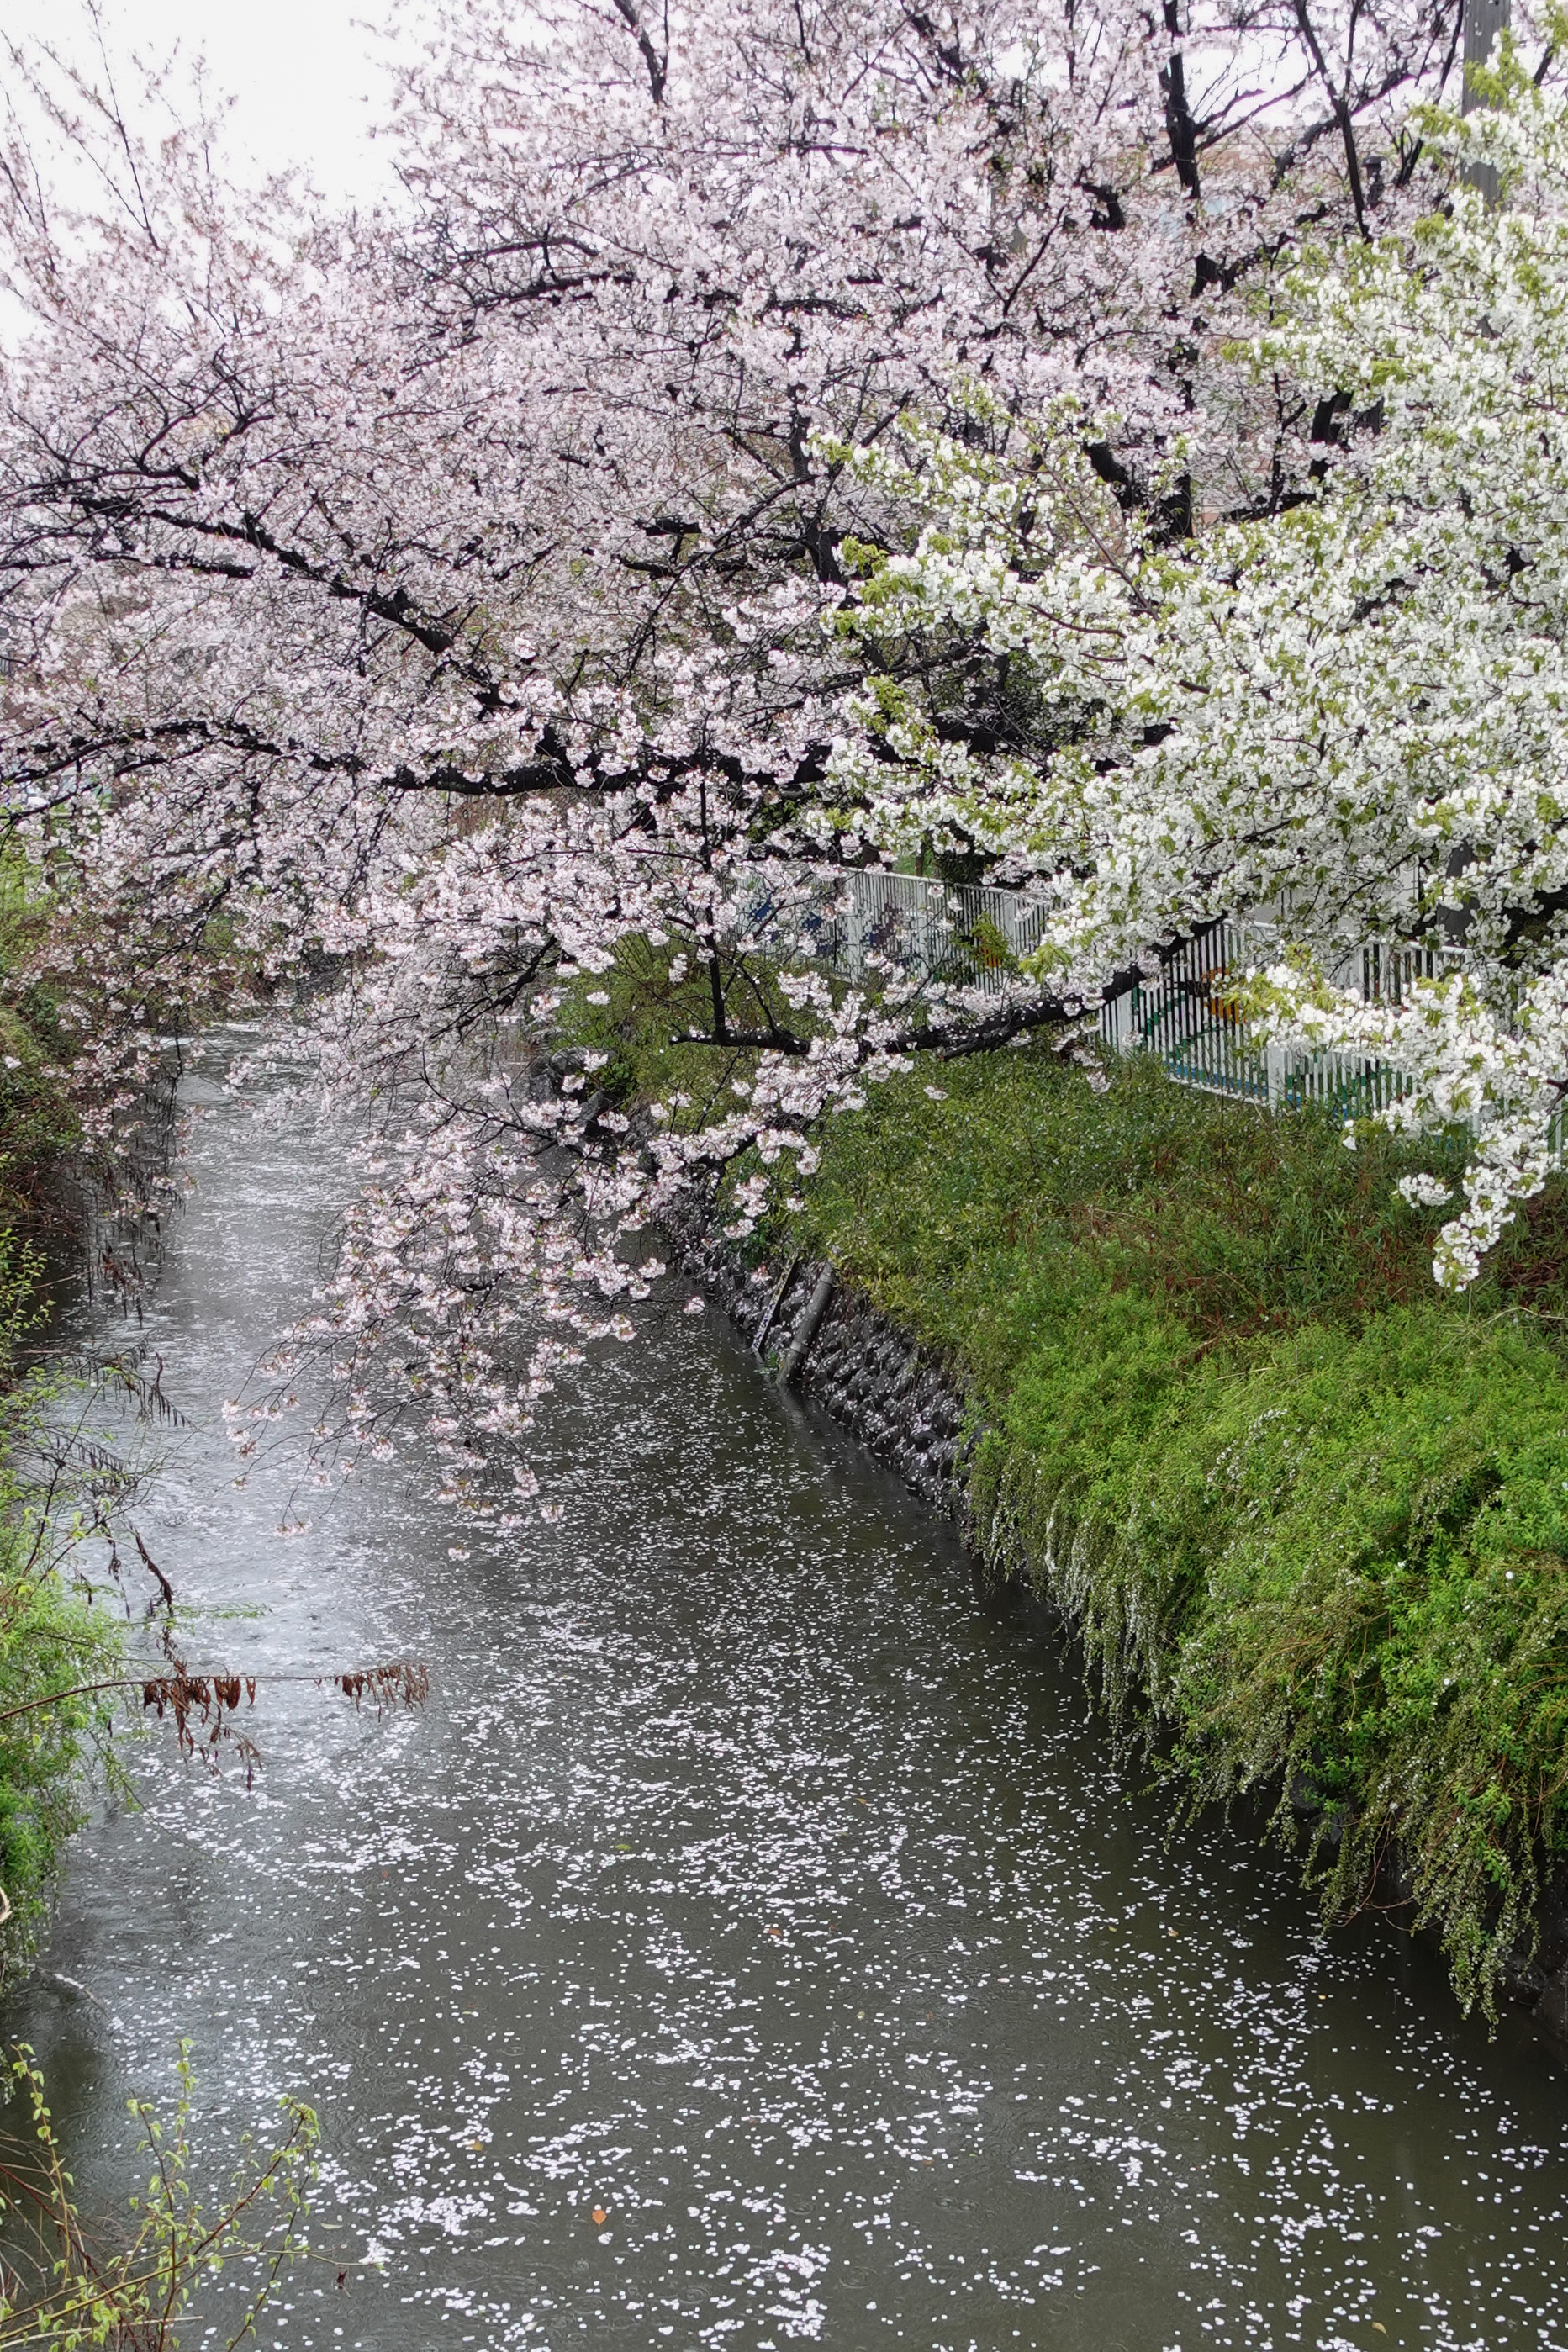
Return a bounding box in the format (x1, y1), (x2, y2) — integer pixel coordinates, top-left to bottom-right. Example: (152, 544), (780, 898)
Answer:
(0, 0), (399, 204)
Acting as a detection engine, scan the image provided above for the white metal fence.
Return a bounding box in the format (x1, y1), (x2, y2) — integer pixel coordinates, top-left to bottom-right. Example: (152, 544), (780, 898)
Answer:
(758, 869), (1456, 1121)
(1095, 917), (1464, 1117)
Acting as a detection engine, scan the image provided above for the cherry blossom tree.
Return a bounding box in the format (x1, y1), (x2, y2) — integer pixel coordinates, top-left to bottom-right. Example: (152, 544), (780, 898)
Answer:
(0, 0), (1524, 1509)
(829, 56), (1568, 1293)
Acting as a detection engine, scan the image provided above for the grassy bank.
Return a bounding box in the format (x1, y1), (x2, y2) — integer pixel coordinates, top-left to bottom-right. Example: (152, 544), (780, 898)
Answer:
(787, 1049), (1568, 2012)
(566, 955), (1568, 2013)
(0, 868), (124, 1983)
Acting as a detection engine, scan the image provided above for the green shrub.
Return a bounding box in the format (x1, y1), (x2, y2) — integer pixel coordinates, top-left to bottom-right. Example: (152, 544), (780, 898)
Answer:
(790, 1049), (1568, 2012)
(0, 1543), (119, 1974)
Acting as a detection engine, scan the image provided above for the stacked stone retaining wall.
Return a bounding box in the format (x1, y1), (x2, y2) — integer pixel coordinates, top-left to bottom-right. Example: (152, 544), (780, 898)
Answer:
(673, 1219), (975, 1518)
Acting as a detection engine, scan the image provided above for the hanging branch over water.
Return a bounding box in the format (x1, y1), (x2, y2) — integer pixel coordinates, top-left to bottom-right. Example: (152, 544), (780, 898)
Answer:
(0, 0), (1549, 1517)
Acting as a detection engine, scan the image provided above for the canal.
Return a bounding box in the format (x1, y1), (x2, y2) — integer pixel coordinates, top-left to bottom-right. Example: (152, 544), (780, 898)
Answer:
(8, 1034), (1568, 2349)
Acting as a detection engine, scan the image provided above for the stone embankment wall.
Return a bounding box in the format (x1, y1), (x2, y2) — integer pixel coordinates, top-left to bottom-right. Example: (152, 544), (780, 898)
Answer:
(673, 1221), (974, 1520)
(672, 1196), (1568, 2047)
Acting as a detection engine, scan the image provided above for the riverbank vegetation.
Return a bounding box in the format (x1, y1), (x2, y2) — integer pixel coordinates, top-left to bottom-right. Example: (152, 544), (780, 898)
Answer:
(784, 1047), (1568, 2015)
(0, 1479), (119, 1985)
(0, 865), (126, 1987)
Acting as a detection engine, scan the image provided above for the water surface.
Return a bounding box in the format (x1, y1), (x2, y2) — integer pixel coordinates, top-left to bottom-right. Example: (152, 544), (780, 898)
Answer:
(8, 1043), (1568, 2351)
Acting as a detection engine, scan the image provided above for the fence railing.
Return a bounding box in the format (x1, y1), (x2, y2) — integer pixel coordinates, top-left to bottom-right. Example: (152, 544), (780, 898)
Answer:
(1095, 917), (1469, 1116)
(750, 869), (1469, 1121)
(1098, 917), (1271, 1102)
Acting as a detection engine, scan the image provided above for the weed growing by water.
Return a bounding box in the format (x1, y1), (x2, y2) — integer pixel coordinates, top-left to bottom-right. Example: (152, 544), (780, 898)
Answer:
(785, 1049), (1568, 2014)
(0, 2040), (318, 2348)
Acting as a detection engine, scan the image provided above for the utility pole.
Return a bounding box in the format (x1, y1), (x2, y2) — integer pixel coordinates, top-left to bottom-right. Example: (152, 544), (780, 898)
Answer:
(1435, 0), (1514, 953)
(1462, 0), (1511, 205)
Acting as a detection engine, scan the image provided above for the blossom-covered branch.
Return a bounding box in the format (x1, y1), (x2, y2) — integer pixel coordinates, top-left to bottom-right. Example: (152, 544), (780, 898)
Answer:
(0, 0), (1517, 1511)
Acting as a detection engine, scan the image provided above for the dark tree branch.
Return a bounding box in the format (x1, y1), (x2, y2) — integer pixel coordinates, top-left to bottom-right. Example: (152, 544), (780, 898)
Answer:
(611, 0), (668, 104)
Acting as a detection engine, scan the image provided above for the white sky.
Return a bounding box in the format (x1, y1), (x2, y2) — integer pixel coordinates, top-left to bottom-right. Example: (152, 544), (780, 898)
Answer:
(0, 0), (400, 205)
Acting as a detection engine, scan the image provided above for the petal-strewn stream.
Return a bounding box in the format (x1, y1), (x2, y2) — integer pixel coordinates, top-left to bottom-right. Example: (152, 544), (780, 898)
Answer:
(8, 1042), (1568, 2352)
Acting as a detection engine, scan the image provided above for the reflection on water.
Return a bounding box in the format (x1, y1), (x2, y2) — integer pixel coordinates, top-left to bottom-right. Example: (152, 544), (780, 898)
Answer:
(7, 1039), (1568, 2351)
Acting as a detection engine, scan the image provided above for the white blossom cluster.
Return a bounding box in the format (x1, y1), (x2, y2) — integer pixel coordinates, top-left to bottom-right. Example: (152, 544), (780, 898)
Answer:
(829, 77), (1568, 1289)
